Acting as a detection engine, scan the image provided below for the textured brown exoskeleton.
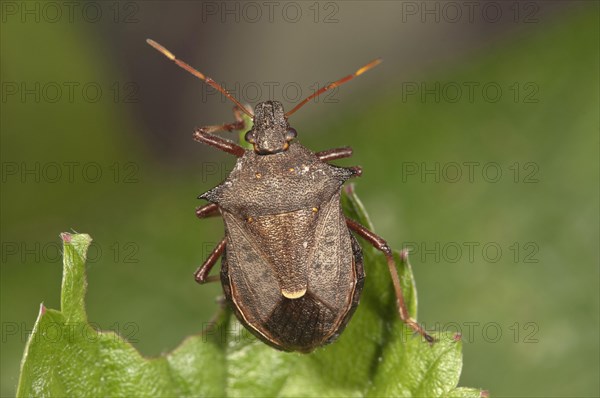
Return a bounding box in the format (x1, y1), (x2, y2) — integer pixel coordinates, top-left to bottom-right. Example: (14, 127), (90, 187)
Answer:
(147, 39), (433, 352)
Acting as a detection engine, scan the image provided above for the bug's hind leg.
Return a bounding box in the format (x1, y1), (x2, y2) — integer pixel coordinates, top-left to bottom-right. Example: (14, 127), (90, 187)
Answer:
(345, 217), (434, 343)
(193, 106), (247, 157)
(194, 237), (226, 284)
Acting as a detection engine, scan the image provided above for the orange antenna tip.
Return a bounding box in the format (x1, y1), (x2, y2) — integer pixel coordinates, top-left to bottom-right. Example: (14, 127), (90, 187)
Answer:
(146, 38), (253, 117)
(285, 58), (383, 117)
(356, 58), (382, 76)
(146, 39), (176, 61)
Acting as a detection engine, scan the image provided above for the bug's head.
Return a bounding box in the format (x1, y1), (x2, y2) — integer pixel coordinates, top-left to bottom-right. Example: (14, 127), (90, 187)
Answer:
(245, 101), (297, 155)
(146, 39), (381, 156)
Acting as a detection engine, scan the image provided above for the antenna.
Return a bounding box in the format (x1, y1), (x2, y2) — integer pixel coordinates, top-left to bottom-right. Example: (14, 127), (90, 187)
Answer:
(285, 58), (382, 117)
(146, 39), (253, 117)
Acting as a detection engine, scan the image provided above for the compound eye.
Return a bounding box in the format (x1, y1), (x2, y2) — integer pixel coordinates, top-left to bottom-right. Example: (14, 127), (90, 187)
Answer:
(245, 130), (255, 143)
(285, 128), (297, 141)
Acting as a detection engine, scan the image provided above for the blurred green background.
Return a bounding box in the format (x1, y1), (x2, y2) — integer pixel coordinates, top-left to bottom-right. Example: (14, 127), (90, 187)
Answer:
(1, 1), (598, 397)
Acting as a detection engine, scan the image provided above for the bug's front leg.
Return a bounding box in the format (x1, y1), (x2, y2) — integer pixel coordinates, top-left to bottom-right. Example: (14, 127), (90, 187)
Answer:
(316, 146), (353, 162)
(345, 217), (434, 343)
(316, 147), (362, 177)
(194, 237), (226, 284)
(193, 106), (247, 157)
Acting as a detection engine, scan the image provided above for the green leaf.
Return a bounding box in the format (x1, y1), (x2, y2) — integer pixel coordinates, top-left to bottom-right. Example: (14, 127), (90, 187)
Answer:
(17, 192), (484, 397)
(443, 387), (489, 398)
(17, 234), (226, 397)
(239, 112), (255, 150)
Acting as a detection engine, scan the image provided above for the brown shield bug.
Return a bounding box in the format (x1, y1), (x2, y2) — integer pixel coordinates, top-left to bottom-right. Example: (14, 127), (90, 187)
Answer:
(147, 39), (433, 352)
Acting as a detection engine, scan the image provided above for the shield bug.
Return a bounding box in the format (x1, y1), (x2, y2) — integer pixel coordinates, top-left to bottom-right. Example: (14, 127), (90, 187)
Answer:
(147, 39), (433, 352)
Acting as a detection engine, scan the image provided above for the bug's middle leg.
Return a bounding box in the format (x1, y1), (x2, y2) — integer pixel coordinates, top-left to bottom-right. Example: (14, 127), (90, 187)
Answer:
(196, 203), (220, 219)
(345, 217), (434, 343)
(194, 237), (226, 284)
